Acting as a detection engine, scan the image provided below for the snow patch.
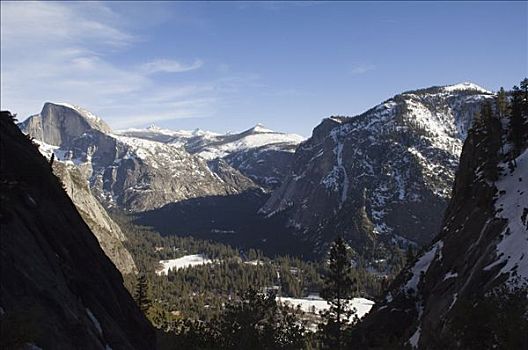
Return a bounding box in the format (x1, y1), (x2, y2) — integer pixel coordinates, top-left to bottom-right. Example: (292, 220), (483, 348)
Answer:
(277, 296), (374, 321)
(443, 271), (458, 280)
(156, 254), (213, 276)
(408, 326), (421, 348)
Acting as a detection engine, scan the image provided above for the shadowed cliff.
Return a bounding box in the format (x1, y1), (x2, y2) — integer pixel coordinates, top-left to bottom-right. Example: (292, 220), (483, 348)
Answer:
(0, 111), (155, 349)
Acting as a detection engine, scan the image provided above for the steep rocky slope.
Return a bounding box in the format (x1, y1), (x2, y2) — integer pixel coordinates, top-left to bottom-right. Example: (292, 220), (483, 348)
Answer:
(351, 96), (528, 349)
(118, 123), (304, 189)
(37, 140), (137, 275)
(20, 102), (257, 212)
(0, 111), (154, 349)
(260, 83), (494, 254)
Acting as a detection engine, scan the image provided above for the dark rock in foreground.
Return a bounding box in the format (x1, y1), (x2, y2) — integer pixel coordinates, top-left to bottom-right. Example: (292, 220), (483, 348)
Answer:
(1, 112), (154, 349)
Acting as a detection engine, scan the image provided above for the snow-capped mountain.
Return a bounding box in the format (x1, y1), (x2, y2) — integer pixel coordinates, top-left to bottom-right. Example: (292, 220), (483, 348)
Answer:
(350, 105), (528, 348)
(260, 83), (495, 254)
(19, 102), (258, 212)
(117, 123), (304, 188)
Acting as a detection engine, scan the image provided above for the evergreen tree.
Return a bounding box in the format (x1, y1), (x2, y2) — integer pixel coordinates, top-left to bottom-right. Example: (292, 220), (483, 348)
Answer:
(437, 284), (528, 349)
(478, 101), (501, 181)
(521, 78), (528, 101)
(319, 236), (357, 350)
(135, 273), (152, 314)
(509, 80), (528, 158)
(406, 245), (415, 264)
(216, 288), (306, 350)
(496, 87), (508, 119)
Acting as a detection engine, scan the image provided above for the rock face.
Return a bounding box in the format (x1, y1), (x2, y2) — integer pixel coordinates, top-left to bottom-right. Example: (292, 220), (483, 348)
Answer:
(19, 102), (112, 146)
(351, 105), (528, 348)
(260, 83), (494, 254)
(20, 103), (259, 212)
(51, 157), (137, 275)
(119, 123), (305, 189)
(0, 112), (154, 349)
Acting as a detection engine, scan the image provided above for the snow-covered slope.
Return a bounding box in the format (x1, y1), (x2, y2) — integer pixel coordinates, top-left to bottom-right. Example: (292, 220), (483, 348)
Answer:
(116, 124), (220, 145)
(118, 123), (305, 188)
(260, 83), (495, 253)
(442, 82), (492, 94)
(489, 148), (528, 281)
(188, 124), (304, 160)
(20, 103), (258, 212)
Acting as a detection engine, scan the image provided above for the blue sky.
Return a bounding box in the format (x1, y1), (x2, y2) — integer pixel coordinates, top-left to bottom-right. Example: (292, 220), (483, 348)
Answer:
(1, 1), (526, 136)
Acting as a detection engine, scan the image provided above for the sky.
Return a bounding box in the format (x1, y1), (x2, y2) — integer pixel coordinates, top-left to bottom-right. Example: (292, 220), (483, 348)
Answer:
(1, 1), (527, 137)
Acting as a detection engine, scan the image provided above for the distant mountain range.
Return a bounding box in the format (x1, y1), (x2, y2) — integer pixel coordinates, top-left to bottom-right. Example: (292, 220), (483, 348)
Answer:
(117, 122), (304, 189)
(19, 103), (303, 214)
(19, 82), (495, 260)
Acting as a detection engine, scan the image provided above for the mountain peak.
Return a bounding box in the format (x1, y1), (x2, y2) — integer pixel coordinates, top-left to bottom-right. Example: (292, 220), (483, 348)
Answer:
(147, 123), (161, 131)
(401, 82), (493, 97)
(442, 82), (492, 94)
(46, 102), (106, 124)
(19, 102), (112, 146)
(247, 123), (274, 134)
(43, 102), (112, 134)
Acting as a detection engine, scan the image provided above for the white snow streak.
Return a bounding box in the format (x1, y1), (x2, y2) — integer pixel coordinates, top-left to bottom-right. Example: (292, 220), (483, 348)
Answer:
(493, 148), (528, 282)
(405, 241), (443, 293)
(86, 308), (103, 336)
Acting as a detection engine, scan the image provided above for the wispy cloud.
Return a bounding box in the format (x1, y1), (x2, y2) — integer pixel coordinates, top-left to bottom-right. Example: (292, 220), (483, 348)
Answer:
(139, 59), (204, 74)
(0, 1), (246, 128)
(350, 64), (376, 76)
(0, 1), (134, 50)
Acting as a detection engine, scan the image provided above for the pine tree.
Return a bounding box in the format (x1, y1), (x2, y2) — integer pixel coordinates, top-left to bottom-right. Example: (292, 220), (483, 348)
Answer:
(216, 288), (306, 350)
(406, 245), (415, 264)
(496, 87), (508, 119)
(521, 78), (528, 102)
(135, 273), (151, 314)
(509, 79), (528, 158)
(479, 101), (501, 181)
(319, 236), (357, 350)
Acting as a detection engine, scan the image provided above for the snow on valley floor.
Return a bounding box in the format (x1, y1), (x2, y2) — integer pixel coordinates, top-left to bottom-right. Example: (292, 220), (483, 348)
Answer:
(277, 296), (375, 321)
(156, 254), (213, 276)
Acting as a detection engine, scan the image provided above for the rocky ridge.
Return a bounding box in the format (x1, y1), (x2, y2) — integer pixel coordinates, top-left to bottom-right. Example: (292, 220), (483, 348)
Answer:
(350, 90), (528, 348)
(260, 83), (495, 254)
(118, 123), (304, 189)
